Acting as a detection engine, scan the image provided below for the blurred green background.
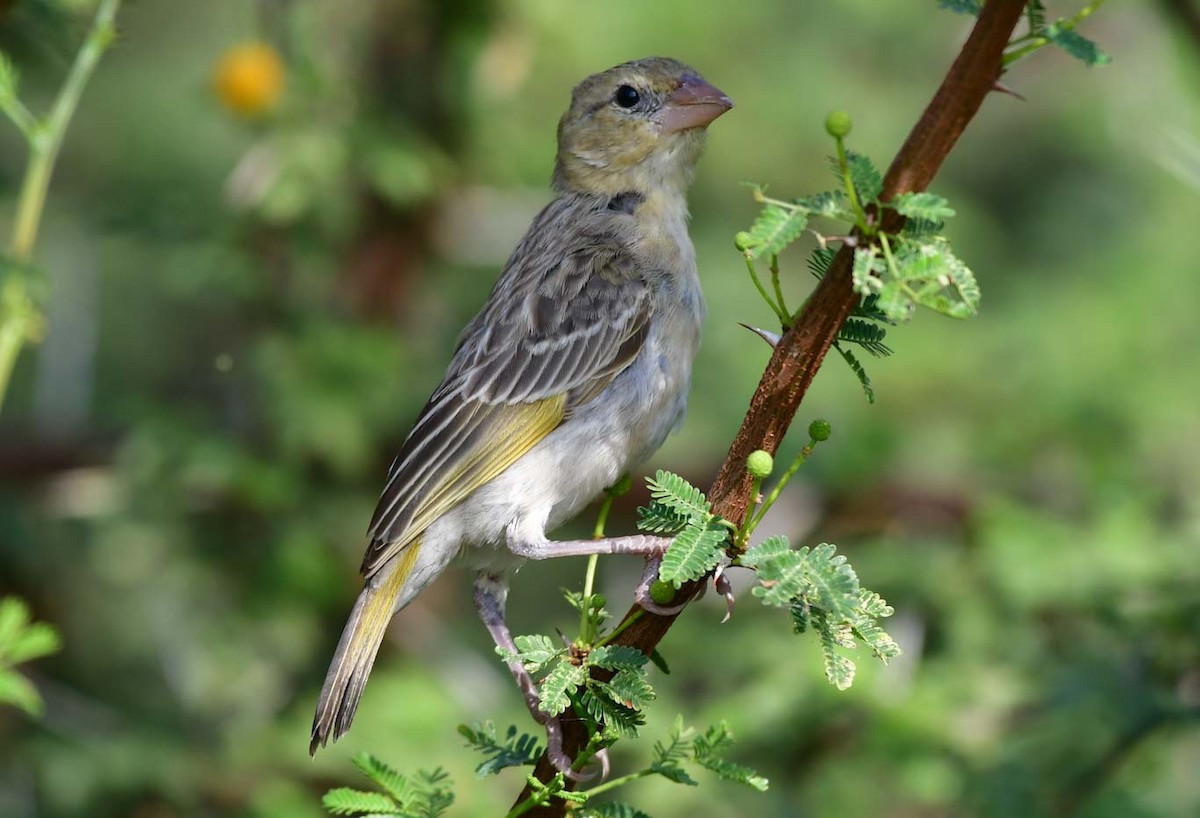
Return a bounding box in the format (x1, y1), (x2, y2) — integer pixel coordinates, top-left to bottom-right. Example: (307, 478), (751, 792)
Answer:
(2, 1), (1198, 816)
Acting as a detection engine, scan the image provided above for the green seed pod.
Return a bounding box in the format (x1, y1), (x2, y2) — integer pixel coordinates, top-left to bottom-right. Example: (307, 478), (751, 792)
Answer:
(809, 418), (833, 441)
(734, 231), (754, 252)
(589, 594), (607, 610)
(824, 110), (853, 138)
(649, 580), (676, 606)
(746, 449), (774, 479)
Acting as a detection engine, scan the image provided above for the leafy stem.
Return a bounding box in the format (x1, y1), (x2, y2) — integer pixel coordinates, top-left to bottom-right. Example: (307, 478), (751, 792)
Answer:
(834, 131), (870, 233)
(743, 253), (789, 326)
(1002, 0), (1108, 66)
(0, 0), (121, 412)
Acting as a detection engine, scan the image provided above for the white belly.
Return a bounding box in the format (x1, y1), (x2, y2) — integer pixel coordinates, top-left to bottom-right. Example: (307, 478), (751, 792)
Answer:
(426, 290), (702, 569)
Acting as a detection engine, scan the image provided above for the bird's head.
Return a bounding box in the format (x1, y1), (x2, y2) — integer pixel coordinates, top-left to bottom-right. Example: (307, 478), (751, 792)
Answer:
(552, 57), (732, 197)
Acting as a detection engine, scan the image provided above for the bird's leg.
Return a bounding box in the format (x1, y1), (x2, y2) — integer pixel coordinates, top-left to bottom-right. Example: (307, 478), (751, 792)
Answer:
(505, 533), (672, 560)
(507, 533), (699, 616)
(472, 573), (604, 780)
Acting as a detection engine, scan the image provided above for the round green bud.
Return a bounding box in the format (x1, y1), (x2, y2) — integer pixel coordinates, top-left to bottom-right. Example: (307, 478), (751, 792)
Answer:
(824, 110), (853, 139)
(734, 231), (754, 252)
(746, 449), (774, 479)
(649, 580), (676, 606)
(808, 418), (832, 441)
(589, 594), (607, 610)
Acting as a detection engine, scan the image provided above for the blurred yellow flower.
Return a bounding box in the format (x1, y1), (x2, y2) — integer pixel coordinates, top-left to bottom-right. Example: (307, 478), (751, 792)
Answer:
(213, 42), (284, 117)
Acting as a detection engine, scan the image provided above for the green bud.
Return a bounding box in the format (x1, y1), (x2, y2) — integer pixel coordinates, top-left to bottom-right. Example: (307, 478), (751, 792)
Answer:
(649, 580), (676, 606)
(746, 449), (774, 479)
(734, 231), (754, 252)
(589, 594), (607, 610)
(808, 418), (832, 441)
(824, 110), (853, 139)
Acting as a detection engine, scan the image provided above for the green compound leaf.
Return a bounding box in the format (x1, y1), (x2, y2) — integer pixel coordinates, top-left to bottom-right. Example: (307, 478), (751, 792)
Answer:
(322, 788), (399, 816)
(352, 753), (410, 803)
(890, 191), (956, 222)
(636, 500), (690, 535)
(659, 523), (727, 588)
(894, 238), (980, 319)
(851, 246), (884, 296)
(746, 542), (860, 618)
(458, 722), (542, 777)
(742, 203), (808, 259)
(794, 190), (851, 220)
(842, 151), (884, 203)
(817, 620), (858, 690)
(589, 645), (649, 672)
(580, 687), (645, 738)
(646, 471), (710, 522)
(693, 722), (769, 792)
(807, 245), (837, 279)
(505, 634), (562, 674)
(1027, 0), (1046, 31)
(605, 668), (656, 709)
(537, 659), (586, 716)
(838, 318), (892, 358)
(740, 535), (792, 567)
(938, 0), (982, 16)
(1044, 23), (1111, 66)
(802, 543), (861, 621)
(834, 343), (876, 404)
(0, 671), (42, 716)
(650, 717), (699, 786)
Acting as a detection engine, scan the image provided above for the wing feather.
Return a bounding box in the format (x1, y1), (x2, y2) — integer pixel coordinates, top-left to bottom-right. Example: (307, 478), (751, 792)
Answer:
(360, 194), (652, 577)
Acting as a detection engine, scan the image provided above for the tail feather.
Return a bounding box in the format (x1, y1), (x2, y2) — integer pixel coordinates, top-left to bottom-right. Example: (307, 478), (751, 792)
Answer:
(310, 540), (422, 754)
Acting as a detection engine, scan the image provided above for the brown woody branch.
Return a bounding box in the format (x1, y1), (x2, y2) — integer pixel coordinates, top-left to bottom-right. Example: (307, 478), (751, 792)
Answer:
(514, 1), (1028, 813)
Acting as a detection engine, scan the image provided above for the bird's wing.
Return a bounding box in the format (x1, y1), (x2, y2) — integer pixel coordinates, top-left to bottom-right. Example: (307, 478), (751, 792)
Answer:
(360, 205), (651, 577)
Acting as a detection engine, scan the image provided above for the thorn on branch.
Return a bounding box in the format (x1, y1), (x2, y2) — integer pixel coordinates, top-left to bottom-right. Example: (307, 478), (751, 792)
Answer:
(739, 323), (781, 349)
(991, 80), (1026, 100)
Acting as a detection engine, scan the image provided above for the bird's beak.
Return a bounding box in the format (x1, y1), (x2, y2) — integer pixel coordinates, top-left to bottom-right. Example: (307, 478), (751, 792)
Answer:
(658, 74), (733, 134)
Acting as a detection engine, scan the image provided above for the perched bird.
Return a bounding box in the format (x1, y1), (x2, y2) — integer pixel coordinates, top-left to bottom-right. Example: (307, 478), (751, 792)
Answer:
(311, 56), (731, 772)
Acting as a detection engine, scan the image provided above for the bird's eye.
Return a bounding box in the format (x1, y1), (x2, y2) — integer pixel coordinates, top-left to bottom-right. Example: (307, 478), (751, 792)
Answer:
(614, 85), (640, 108)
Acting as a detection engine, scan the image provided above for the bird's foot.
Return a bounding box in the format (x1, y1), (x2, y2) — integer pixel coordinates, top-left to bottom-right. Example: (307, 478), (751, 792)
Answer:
(714, 563), (735, 623)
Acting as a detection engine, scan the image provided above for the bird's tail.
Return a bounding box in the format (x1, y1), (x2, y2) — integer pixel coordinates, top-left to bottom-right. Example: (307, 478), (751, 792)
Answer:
(310, 540), (423, 754)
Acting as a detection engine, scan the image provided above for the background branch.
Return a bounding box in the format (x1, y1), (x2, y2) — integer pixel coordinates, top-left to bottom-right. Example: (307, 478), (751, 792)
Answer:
(512, 0), (1029, 813)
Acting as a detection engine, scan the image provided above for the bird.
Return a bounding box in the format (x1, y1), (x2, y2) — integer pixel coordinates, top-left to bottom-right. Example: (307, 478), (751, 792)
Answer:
(310, 56), (732, 774)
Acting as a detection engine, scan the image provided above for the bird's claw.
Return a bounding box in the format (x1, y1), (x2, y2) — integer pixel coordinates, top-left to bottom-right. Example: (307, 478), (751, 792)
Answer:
(714, 564), (735, 623)
(739, 322), (782, 349)
(542, 716), (609, 781)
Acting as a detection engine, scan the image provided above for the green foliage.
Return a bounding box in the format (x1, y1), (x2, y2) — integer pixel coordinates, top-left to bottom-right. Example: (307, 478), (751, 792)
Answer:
(457, 722), (543, 777)
(938, 0), (982, 15)
(1044, 22), (1112, 66)
(855, 235), (980, 322)
(741, 541), (899, 690)
(841, 151), (883, 203)
(0, 597), (61, 717)
(738, 203), (808, 260)
(321, 754), (452, 818)
(891, 191), (956, 222)
(741, 121), (977, 402)
(648, 717), (768, 792)
(639, 471), (732, 587)
(693, 723), (770, 792)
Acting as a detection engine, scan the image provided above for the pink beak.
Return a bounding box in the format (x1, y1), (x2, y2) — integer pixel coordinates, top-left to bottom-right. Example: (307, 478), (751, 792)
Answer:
(658, 73), (733, 134)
